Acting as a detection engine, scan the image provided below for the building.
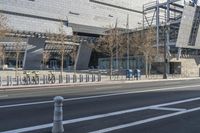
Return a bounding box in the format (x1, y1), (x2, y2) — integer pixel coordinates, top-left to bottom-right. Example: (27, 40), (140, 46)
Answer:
(1, 0), (200, 77)
(0, 0), (151, 70)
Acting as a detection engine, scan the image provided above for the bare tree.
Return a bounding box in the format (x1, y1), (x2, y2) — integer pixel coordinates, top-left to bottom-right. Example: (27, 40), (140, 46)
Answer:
(0, 14), (8, 70)
(0, 14), (8, 37)
(47, 22), (69, 78)
(95, 26), (125, 80)
(0, 45), (5, 69)
(42, 50), (50, 69)
(14, 36), (23, 77)
(131, 28), (156, 78)
(70, 34), (78, 74)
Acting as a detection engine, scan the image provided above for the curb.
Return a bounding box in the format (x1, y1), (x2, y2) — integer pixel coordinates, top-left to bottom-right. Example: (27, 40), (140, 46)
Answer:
(1, 77), (200, 91)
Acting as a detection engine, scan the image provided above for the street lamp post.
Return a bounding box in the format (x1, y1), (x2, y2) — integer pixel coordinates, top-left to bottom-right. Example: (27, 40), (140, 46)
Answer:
(163, 0), (170, 79)
(163, 22), (170, 79)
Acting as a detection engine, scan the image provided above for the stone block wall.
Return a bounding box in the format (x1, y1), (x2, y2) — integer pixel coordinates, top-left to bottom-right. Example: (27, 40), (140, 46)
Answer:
(170, 56), (200, 77)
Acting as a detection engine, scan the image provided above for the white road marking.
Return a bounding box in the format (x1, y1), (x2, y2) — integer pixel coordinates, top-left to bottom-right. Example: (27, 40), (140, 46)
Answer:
(149, 107), (186, 112)
(94, 86), (122, 90)
(89, 106), (200, 133)
(2, 97), (200, 133)
(1, 84), (200, 109)
(0, 95), (8, 98)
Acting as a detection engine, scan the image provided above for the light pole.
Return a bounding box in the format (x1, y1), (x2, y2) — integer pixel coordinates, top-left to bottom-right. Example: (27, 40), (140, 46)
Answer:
(163, 0), (170, 79)
(126, 14), (130, 70)
(163, 22), (170, 79)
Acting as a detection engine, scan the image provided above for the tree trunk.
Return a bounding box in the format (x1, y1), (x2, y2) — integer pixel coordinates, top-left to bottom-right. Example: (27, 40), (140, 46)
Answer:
(61, 53), (64, 78)
(73, 52), (77, 75)
(145, 55), (148, 78)
(148, 63), (151, 77)
(2, 54), (4, 71)
(110, 56), (112, 80)
(15, 53), (19, 78)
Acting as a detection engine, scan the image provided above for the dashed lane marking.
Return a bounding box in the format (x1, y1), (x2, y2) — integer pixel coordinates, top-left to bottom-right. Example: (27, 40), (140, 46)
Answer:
(0, 95), (8, 98)
(1, 84), (200, 109)
(149, 107), (186, 112)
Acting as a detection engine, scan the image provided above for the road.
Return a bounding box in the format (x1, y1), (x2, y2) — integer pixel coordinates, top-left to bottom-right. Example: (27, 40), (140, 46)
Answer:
(1, 79), (200, 133)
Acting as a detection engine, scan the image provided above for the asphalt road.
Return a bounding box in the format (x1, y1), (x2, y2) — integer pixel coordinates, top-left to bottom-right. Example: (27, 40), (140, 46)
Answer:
(1, 79), (200, 133)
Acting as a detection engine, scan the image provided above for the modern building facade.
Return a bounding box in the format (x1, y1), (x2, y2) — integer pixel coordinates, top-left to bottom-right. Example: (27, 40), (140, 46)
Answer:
(1, 0), (200, 75)
(0, 0), (154, 70)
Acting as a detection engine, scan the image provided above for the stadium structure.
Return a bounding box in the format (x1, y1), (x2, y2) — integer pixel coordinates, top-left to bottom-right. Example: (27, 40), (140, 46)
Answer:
(1, 0), (200, 77)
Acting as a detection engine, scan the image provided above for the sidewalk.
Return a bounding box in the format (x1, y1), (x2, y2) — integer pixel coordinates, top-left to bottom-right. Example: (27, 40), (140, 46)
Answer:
(1, 72), (199, 90)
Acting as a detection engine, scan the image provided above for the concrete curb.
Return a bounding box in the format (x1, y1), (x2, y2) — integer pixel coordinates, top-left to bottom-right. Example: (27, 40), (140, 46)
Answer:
(0, 77), (200, 91)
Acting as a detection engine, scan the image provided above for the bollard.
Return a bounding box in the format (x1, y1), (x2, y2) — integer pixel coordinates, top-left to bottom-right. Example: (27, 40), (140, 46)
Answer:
(7, 76), (10, 86)
(85, 75), (88, 82)
(38, 76), (40, 85)
(73, 74), (77, 83)
(59, 75), (63, 84)
(46, 75), (49, 84)
(92, 74), (95, 82)
(86, 75), (89, 82)
(0, 76), (2, 86)
(43, 75), (46, 84)
(79, 75), (83, 82)
(10, 76), (13, 86)
(16, 76), (19, 85)
(19, 76), (21, 85)
(52, 96), (64, 133)
(66, 75), (70, 83)
(98, 73), (101, 82)
(81, 75), (83, 82)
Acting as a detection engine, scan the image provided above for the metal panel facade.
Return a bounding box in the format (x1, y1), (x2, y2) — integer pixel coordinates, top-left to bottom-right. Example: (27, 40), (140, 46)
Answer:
(0, 0), (161, 30)
(176, 5), (196, 48)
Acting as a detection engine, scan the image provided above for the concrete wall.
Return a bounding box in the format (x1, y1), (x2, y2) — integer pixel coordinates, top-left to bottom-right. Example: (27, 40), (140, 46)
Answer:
(171, 56), (200, 77)
(0, 0), (168, 30)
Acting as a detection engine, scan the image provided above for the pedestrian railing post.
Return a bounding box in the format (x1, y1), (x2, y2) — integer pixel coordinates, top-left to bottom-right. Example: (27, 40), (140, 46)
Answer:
(52, 96), (64, 133)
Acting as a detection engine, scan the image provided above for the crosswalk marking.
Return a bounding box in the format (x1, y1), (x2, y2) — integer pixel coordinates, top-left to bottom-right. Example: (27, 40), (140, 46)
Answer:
(2, 96), (200, 133)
